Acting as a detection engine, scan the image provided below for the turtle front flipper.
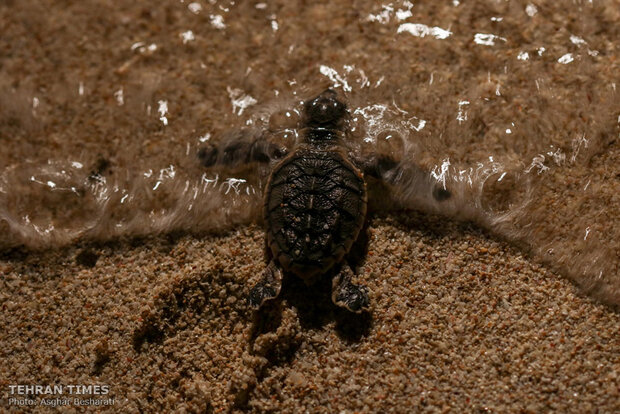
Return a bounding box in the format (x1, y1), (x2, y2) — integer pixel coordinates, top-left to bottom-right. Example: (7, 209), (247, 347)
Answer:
(331, 264), (370, 313)
(248, 260), (283, 310)
(351, 152), (452, 202)
(198, 129), (288, 168)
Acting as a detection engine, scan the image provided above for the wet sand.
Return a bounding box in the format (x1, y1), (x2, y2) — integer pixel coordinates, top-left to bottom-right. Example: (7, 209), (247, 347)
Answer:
(2, 216), (619, 412)
(1, 0), (619, 412)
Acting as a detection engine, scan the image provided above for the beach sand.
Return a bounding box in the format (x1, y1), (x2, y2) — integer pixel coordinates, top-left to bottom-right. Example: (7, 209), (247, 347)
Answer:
(2, 216), (619, 412)
(1, 0), (619, 412)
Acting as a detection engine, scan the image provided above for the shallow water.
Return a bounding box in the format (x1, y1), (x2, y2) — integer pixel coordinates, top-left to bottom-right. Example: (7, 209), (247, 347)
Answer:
(0, 0), (618, 305)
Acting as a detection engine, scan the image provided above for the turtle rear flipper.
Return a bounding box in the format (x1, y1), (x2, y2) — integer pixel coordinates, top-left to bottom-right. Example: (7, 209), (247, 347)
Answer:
(331, 264), (369, 313)
(248, 260), (283, 310)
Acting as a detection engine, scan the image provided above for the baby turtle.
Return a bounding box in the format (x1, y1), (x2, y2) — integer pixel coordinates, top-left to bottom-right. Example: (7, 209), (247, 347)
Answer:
(199, 89), (450, 313)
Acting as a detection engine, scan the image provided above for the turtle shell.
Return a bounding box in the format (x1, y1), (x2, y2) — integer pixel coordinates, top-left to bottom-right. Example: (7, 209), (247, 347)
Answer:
(264, 146), (367, 281)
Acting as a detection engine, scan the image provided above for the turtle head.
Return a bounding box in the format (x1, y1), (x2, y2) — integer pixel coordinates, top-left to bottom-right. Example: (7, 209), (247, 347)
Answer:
(303, 89), (347, 130)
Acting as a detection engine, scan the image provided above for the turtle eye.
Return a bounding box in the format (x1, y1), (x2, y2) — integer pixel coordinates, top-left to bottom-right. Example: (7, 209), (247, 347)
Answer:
(270, 146), (287, 159)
